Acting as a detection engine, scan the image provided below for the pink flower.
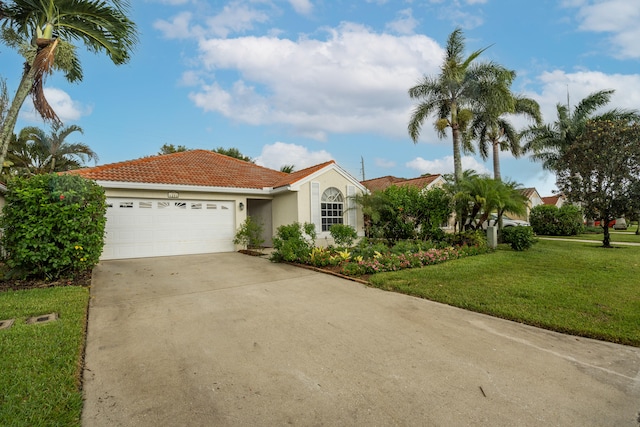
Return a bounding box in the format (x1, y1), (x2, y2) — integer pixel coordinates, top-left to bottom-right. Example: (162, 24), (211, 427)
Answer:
(60, 194), (65, 200)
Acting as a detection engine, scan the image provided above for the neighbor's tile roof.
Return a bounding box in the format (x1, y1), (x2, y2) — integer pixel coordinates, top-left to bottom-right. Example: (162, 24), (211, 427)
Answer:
(542, 195), (562, 206)
(519, 187), (539, 199)
(69, 150), (334, 189)
(361, 174), (441, 192)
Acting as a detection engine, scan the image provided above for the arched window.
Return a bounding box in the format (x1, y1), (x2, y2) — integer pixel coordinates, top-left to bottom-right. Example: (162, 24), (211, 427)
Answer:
(321, 187), (344, 232)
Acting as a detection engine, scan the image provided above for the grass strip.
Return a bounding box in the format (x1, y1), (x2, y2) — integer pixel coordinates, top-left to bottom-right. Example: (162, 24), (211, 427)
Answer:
(0, 286), (89, 427)
(369, 240), (640, 346)
(543, 232), (640, 244)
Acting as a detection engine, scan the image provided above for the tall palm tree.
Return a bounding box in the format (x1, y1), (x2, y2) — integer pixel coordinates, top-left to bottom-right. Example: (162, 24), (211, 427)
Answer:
(9, 123), (97, 174)
(408, 28), (513, 182)
(0, 0), (137, 170)
(523, 89), (639, 171)
(469, 91), (542, 180)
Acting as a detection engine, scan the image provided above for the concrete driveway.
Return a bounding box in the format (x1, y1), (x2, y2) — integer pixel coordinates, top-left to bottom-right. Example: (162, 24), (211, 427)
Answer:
(82, 253), (640, 426)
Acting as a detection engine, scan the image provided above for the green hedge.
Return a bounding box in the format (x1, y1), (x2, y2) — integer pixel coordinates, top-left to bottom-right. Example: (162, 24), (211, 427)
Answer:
(530, 204), (584, 236)
(1, 174), (107, 279)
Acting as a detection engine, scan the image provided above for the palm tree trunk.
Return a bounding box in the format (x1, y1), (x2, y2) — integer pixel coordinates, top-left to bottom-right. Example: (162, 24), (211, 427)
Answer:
(0, 65), (36, 170)
(452, 127), (463, 183)
(492, 139), (501, 181)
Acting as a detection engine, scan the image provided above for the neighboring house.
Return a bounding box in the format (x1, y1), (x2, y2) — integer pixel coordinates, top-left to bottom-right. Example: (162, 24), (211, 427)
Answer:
(542, 194), (566, 208)
(511, 187), (544, 221)
(361, 174), (445, 192)
(360, 174), (453, 230)
(69, 150), (366, 260)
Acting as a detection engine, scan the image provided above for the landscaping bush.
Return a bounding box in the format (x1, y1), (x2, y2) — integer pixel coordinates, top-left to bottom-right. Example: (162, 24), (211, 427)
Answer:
(329, 224), (358, 247)
(444, 230), (487, 249)
(233, 216), (265, 249)
(0, 174), (106, 279)
(501, 226), (537, 251)
(270, 222), (316, 263)
(530, 204), (584, 236)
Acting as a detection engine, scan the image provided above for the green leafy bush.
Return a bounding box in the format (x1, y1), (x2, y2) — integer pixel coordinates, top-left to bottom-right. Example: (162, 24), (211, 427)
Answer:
(444, 230), (487, 249)
(501, 226), (537, 251)
(329, 224), (358, 247)
(530, 204), (584, 236)
(0, 174), (106, 279)
(270, 222), (316, 263)
(233, 216), (265, 249)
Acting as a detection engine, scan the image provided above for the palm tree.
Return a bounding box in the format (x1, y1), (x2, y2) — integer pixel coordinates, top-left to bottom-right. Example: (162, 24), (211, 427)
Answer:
(0, 0), (137, 169)
(9, 123), (97, 174)
(523, 89), (639, 171)
(469, 88), (542, 180)
(279, 164), (295, 173)
(408, 28), (513, 182)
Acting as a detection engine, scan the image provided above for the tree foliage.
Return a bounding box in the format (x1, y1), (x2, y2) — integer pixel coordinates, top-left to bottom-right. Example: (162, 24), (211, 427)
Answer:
(555, 119), (640, 247)
(408, 28), (513, 182)
(7, 123), (97, 175)
(0, 0), (138, 170)
(158, 143), (189, 155)
(444, 171), (527, 233)
(523, 90), (639, 171)
(0, 174), (107, 279)
(213, 146), (253, 162)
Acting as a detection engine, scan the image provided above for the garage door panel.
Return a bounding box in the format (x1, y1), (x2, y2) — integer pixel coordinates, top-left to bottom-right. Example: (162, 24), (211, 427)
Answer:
(102, 198), (235, 260)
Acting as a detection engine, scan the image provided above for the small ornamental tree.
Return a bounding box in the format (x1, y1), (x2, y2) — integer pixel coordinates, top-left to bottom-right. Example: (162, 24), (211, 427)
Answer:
(1, 174), (107, 279)
(555, 119), (640, 247)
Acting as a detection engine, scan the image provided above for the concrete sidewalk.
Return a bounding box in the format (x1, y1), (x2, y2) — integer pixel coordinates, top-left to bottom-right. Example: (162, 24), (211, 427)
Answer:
(82, 253), (640, 426)
(539, 237), (640, 246)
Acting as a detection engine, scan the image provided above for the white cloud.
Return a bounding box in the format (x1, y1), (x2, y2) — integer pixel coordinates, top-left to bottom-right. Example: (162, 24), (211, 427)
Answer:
(190, 22), (443, 140)
(288, 0), (313, 15)
(255, 142), (333, 170)
(154, 11), (196, 39)
(406, 155), (490, 176)
(385, 8), (418, 35)
(21, 88), (90, 123)
(205, 2), (270, 38)
(525, 70), (640, 125)
(568, 0), (640, 59)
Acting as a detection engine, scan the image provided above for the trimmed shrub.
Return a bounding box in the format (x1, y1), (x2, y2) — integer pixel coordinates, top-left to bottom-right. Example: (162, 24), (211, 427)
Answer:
(233, 216), (265, 249)
(270, 222), (316, 263)
(530, 204), (584, 236)
(329, 224), (358, 248)
(501, 226), (537, 251)
(0, 174), (107, 279)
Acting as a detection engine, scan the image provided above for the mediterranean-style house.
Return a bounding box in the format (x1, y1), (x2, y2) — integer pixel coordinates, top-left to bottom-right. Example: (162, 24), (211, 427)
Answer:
(69, 150), (367, 260)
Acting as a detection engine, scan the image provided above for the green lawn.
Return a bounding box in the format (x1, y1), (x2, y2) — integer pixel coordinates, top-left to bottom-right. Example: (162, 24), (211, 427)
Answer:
(369, 239), (640, 346)
(543, 230), (640, 244)
(0, 286), (89, 427)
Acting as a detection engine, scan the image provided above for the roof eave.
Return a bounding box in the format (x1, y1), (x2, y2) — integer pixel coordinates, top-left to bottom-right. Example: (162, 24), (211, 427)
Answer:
(96, 180), (276, 195)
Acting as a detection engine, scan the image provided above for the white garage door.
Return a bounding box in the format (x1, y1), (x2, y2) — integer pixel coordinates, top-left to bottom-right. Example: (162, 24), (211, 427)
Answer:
(102, 198), (235, 260)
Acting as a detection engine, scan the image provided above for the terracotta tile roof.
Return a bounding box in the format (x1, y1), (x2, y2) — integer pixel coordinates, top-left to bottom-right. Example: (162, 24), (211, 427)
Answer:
(520, 187), (539, 199)
(542, 195), (562, 206)
(68, 150), (292, 189)
(272, 160), (336, 188)
(68, 150), (338, 190)
(361, 174), (441, 192)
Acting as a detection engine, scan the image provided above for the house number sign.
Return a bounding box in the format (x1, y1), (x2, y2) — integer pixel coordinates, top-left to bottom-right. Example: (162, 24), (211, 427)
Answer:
(167, 191), (180, 199)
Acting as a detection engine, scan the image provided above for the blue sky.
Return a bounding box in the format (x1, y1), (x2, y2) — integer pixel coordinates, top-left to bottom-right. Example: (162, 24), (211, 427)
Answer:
(2, 0), (639, 196)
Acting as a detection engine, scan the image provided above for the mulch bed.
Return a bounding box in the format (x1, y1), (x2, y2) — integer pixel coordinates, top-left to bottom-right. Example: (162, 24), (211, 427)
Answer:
(0, 269), (92, 293)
